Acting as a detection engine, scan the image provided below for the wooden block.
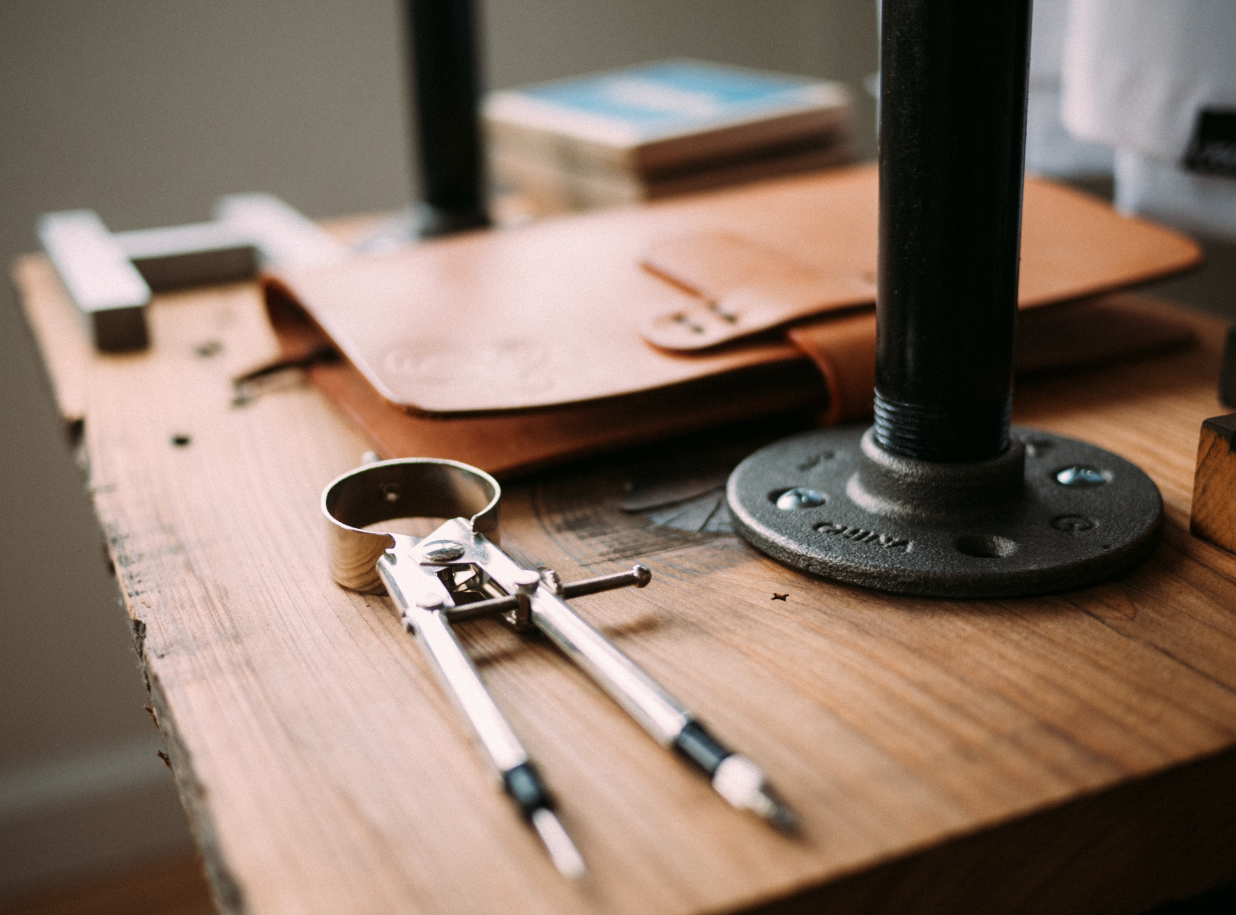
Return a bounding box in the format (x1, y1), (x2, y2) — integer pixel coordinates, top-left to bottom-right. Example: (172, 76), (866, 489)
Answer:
(1191, 413), (1236, 552)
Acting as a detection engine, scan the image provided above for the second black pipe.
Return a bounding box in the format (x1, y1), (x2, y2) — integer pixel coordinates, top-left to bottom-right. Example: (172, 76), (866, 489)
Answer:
(405, 0), (490, 236)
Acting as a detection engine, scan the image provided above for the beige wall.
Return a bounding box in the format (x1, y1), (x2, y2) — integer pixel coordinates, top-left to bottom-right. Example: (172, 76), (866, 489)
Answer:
(0, 0), (878, 898)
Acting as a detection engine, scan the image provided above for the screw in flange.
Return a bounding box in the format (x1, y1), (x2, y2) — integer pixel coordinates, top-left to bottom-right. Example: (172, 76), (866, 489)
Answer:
(1056, 465), (1108, 487)
(775, 488), (826, 511)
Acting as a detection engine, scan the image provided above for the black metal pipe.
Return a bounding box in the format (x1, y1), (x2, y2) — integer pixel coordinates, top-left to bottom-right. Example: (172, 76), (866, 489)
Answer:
(404, 0), (490, 236)
(874, 0), (1032, 462)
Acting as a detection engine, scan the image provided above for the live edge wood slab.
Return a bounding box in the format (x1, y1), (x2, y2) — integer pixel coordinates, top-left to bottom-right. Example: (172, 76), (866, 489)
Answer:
(14, 249), (1236, 915)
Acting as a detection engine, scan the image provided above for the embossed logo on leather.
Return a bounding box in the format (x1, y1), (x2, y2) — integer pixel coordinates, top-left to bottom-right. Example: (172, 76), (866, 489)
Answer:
(382, 339), (553, 394)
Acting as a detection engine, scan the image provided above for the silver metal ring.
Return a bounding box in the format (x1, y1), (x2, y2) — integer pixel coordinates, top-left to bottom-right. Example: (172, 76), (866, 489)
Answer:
(322, 458), (501, 593)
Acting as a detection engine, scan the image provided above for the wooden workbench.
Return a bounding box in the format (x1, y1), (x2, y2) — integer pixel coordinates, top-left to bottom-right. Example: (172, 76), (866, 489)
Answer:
(14, 249), (1236, 915)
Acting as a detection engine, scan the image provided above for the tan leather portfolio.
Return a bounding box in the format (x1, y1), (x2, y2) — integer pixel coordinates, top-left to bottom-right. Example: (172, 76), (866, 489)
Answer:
(261, 164), (1201, 477)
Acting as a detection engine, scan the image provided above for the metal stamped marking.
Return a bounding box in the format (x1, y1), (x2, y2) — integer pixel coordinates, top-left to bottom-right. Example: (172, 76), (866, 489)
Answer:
(1051, 514), (1097, 533)
(814, 520), (912, 551)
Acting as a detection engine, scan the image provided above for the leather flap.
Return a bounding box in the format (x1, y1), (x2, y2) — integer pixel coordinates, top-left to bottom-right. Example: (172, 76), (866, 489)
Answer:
(639, 171), (1203, 352)
(640, 233), (874, 349)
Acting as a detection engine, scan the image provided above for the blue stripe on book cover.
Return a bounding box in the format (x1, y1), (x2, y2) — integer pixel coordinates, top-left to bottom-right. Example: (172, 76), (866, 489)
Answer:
(515, 60), (820, 131)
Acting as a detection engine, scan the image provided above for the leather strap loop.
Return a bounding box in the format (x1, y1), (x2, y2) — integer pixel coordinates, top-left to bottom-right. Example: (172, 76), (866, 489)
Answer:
(640, 232), (874, 351)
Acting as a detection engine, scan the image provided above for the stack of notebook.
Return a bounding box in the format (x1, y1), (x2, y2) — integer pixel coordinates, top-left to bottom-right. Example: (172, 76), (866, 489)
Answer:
(484, 59), (852, 213)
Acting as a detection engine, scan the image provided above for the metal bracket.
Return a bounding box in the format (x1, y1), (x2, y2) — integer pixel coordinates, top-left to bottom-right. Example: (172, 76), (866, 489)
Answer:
(37, 194), (348, 352)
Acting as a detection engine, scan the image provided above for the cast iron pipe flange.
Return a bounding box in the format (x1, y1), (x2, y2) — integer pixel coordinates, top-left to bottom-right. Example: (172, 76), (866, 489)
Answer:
(726, 425), (1162, 598)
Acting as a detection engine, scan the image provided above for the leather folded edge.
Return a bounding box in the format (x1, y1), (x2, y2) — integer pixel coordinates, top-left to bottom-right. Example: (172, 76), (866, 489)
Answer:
(266, 267), (1198, 475)
(785, 310), (877, 426)
(259, 275), (827, 478)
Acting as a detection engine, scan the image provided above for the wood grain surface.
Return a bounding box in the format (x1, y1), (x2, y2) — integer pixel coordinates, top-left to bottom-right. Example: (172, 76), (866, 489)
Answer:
(13, 252), (1236, 915)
